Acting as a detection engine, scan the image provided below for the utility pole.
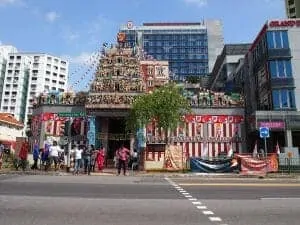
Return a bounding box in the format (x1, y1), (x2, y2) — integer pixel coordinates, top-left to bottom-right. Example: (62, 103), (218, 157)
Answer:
(66, 118), (73, 172)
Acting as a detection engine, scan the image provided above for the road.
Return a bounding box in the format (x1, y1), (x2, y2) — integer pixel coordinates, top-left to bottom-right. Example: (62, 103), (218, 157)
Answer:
(0, 174), (299, 225)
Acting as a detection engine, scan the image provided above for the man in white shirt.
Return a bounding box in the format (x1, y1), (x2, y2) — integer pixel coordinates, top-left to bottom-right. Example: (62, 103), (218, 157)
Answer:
(73, 145), (83, 175)
(49, 141), (63, 171)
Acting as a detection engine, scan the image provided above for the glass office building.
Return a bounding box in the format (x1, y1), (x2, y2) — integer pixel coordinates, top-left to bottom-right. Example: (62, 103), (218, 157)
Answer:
(120, 21), (223, 81)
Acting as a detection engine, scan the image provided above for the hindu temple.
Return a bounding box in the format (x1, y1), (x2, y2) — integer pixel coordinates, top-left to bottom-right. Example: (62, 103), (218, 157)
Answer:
(31, 33), (246, 170)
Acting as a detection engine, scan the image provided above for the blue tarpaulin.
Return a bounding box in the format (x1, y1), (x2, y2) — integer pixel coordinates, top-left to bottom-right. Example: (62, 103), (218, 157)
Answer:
(190, 157), (238, 173)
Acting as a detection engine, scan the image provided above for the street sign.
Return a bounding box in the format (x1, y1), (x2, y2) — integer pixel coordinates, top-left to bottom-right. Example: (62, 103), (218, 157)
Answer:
(259, 127), (270, 138)
(58, 112), (86, 117)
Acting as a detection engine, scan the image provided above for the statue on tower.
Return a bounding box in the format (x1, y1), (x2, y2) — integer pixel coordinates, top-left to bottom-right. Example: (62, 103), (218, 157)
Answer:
(117, 32), (126, 48)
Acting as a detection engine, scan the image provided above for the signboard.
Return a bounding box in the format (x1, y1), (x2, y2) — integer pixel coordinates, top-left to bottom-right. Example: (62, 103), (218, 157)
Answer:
(259, 127), (270, 138)
(58, 112), (86, 117)
(269, 20), (300, 28)
(146, 135), (244, 143)
(258, 121), (285, 129)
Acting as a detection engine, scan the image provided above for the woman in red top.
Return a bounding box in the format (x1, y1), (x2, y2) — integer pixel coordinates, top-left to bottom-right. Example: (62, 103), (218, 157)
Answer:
(96, 146), (105, 172)
(18, 142), (29, 171)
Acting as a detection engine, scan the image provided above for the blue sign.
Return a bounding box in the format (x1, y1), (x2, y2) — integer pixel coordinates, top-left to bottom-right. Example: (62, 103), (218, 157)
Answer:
(87, 116), (96, 146)
(136, 128), (146, 149)
(259, 127), (270, 138)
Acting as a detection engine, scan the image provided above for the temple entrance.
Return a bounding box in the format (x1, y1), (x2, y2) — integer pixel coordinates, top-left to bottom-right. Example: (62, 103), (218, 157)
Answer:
(107, 117), (130, 158)
(104, 117), (131, 168)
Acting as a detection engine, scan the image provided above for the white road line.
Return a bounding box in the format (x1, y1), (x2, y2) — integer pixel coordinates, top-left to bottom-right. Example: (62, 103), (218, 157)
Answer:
(261, 197), (300, 200)
(202, 210), (214, 215)
(165, 177), (226, 224)
(209, 217), (222, 222)
(192, 201), (202, 205)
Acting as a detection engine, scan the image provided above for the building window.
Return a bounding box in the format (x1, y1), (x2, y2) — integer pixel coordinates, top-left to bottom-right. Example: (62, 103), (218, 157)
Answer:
(269, 60), (292, 78)
(267, 31), (289, 49)
(272, 89), (295, 109)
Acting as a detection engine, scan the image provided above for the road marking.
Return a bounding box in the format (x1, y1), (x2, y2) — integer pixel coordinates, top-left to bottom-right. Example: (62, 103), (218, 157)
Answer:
(178, 183), (300, 187)
(192, 201), (202, 205)
(165, 177), (226, 224)
(261, 197), (300, 200)
(203, 210), (214, 215)
(209, 217), (222, 222)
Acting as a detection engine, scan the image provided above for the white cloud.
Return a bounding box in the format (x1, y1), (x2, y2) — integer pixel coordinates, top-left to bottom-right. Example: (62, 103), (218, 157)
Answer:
(0, 0), (23, 6)
(67, 33), (79, 41)
(61, 52), (97, 65)
(183, 0), (207, 7)
(86, 15), (117, 45)
(60, 26), (80, 42)
(45, 11), (60, 23)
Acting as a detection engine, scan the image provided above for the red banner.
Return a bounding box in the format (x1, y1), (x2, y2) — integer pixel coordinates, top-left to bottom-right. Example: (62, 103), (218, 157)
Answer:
(184, 115), (244, 124)
(236, 154), (278, 175)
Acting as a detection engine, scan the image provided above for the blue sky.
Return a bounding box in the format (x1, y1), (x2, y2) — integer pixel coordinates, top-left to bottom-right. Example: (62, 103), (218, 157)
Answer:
(0, 0), (285, 91)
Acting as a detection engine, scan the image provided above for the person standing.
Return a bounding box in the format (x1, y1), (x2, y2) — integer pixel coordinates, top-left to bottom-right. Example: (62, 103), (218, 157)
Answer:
(83, 145), (92, 175)
(117, 145), (130, 176)
(90, 145), (96, 172)
(96, 145), (105, 172)
(31, 144), (40, 170)
(73, 145), (83, 175)
(0, 143), (4, 170)
(18, 142), (29, 171)
(49, 141), (63, 171)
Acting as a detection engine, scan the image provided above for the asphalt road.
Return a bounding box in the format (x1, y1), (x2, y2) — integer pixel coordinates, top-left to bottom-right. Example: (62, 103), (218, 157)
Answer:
(0, 174), (300, 225)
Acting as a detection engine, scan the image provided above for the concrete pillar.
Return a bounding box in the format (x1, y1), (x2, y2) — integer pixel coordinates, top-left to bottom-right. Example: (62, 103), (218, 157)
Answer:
(130, 134), (135, 153)
(39, 121), (46, 149)
(285, 129), (293, 147)
(102, 118), (109, 152)
(87, 116), (96, 147)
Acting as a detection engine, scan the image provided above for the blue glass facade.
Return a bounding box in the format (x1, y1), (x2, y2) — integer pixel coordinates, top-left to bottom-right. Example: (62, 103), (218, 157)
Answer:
(122, 28), (209, 80)
(267, 30), (296, 111)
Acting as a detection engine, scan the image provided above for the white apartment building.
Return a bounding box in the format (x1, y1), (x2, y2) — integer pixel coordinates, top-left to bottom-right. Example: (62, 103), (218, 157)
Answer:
(0, 46), (18, 104)
(0, 52), (69, 135)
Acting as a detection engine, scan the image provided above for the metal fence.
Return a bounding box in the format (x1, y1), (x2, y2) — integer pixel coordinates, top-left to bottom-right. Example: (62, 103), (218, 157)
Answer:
(278, 157), (300, 173)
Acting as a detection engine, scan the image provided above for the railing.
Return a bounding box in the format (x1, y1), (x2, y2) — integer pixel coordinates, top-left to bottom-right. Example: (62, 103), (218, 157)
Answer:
(278, 157), (300, 173)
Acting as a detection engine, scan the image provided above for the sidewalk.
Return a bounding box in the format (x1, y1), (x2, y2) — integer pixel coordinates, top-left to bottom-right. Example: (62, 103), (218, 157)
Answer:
(1, 168), (300, 180)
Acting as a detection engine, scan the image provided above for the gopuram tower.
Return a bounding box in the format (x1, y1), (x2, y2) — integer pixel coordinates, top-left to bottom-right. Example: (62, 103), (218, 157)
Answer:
(86, 32), (146, 161)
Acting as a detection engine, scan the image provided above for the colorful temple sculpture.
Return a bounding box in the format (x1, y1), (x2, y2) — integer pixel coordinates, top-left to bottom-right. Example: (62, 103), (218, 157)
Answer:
(31, 91), (87, 147)
(32, 32), (274, 173)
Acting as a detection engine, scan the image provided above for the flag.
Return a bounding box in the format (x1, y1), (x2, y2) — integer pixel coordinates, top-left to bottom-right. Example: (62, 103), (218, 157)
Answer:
(227, 143), (233, 158)
(201, 142), (208, 158)
(276, 141), (280, 155)
(252, 141), (258, 158)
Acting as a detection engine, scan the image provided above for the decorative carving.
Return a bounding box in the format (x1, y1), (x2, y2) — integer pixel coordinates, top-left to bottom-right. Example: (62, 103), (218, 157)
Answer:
(184, 88), (244, 108)
(87, 94), (137, 105)
(33, 91), (88, 107)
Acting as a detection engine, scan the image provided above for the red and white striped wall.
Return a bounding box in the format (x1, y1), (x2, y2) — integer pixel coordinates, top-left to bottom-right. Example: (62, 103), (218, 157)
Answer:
(146, 115), (245, 159)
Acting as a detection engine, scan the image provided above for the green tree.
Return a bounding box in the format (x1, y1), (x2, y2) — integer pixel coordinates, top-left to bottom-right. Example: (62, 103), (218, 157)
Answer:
(127, 83), (191, 144)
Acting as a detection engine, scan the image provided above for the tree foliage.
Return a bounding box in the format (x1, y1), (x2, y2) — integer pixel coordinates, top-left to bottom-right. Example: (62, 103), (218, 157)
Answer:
(127, 84), (191, 141)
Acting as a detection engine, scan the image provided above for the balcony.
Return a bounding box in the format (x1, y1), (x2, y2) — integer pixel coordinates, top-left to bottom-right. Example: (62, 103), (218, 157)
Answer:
(268, 48), (291, 59)
(270, 77), (294, 87)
